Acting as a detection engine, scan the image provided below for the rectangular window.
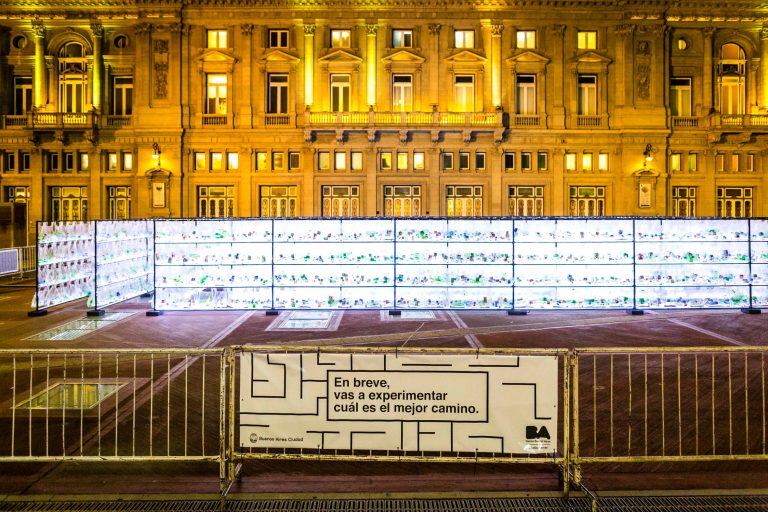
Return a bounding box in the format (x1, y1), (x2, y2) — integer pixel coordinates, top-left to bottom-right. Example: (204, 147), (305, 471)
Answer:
(392, 29), (413, 48)
(321, 185), (360, 217)
(442, 152), (454, 170)
(670, 77), (692, 117)
(508, 185), (544, 216)
(537, 152), (548, 171)
(565, 152), (577, 171)
(211, 152), (223, 171)
(107, 186), (131, 220)
(207, 30), (228, 49)
(716, 153), (724, 172)
(334, 151), (347, 170)
(672, 186), (696, 217)
(520, 152), (532, 171)
(227, 152), (239, 170)
(688, 153), (698, 172)
(64, 152), (75, 172)
(194, 152), (206, 171)
(582, 152), (593, 171)
(380, 152), (393, 171)
(267, 74), (289, 114)
(3, 185), (29, 203)
(206, 74), (228, 114)
(13, 76), (33, 115)
(392, 75), (413, 112)
(107, 152), (118, 171)
(351, 151), (363, 171)
(48, 152), (59, 172)
(577, 30), (597, 49)
(288, 152), (300, 170)
(516, 30), (536, 49)
(331, 29), (351, 48)
(49, 186), (88, 221)
(255, 151), (268, 171)
(268, 29), (289, 48)
(718, 187), (752, 218)
(516, 75), (536, 115)
(413, 152), (425, 170)
(112, 77), (133, 116)
(504, 152), (516, 171)
(598, 152), (609, 172)
(475, 152), (486, 171)
(79, 153), (89, 172)
(5, 151), (17, 172)
(272, 152), (285, 171)
(670, 153), (681, 172)
(729, 153), (740, 172)
(746, 154), (754, 172)
(318, 151), (330, 170)
(454, 30), (475, 48)
(569, 186), (605, 216)
(384, 185), (422, 216)
(454, 75), (475, 112)
(260, 185), (298, 217)
(20, 152), (30, 172)
(446, 185), (483, 216)
(578, 75), (598, 115)
(330, 74), (350, 112)
(122, 152), (133, 171)
(397, 152), (408, 171)
(458, 152), (470, 171)
(198, 185), (235, 218)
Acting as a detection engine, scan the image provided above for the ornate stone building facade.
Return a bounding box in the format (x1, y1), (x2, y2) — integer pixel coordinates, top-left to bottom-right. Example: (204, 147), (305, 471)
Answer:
(1, 0), (767, 237)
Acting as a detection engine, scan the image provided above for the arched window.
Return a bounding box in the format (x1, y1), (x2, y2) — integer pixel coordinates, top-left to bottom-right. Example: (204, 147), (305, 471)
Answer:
(718, 42), (746, 115)
(58, 41), (88, 113)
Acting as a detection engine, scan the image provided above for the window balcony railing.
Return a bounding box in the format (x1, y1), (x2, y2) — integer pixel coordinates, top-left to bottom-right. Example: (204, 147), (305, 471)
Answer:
(512, 114), (541, 127)
(672, 116), (699, 129)
(103, 115), (133, 128)
(716, 114), (768, 128)
(0, 112), (96, 129)
(305, 110), (504, 128)
(264, 114), (294, 127)
(575, 114), (605, 128)
(1, 115), (28, 129)
(201, 114), (229, 126)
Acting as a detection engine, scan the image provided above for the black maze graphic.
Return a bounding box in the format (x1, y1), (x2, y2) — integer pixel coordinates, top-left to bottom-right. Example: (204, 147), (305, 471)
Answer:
(239, 352), (557, 455)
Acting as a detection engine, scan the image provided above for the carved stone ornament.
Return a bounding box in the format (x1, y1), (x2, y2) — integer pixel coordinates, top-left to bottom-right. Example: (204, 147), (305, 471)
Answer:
(31, 18), (46, 38)
(153, 38), (170, 100)
(241, 23), (254, 36)
(636, 63), (650, 100)
(303, 24), (316, 36)
(614, 24), (635, 38)
(90, 21), (103, 38)
(428, 23), (442, 35)
(761, 26), (768, 40)
(702, 27), (716, 39)
(549, 24), (566, 37)
(636, 40), (650, 55)
(365, 24), (378, 35)
(490, 24), (504, 36)
(133, 23), (151, 36)
(153, 39), (169, 54)
(169, 23), (189, 34)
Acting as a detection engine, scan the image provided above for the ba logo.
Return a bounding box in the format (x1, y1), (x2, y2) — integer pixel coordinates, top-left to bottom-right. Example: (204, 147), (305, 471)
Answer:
(526, 425), (550, 440)
(250, 433), (258, 443)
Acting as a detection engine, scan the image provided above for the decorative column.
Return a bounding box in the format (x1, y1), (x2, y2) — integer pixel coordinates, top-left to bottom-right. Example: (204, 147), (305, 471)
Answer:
(32, 19), (47, 108)
(702, 27), (715, 115)
(490, 22), (503, 109)
(549, 24), (566, 129)
(761, 25), (768, 111)
(427, 24), (441, 109)
(240, 24), (254, 128)
(365, 24), (377, 108)
(614, 24), (634, 110)
(90, 21), (104, 112)
(303, 23), (316, 108)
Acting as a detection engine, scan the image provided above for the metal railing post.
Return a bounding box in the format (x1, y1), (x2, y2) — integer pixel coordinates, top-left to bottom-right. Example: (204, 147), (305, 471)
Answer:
(571, 350), (581, 486)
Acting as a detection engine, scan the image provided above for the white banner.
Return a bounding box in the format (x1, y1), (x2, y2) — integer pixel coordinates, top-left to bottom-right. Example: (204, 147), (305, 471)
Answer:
(239, 352), (559, 455)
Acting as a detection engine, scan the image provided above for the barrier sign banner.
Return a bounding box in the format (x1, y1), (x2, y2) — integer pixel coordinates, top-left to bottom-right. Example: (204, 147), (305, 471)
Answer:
(239, 352), (558, 455)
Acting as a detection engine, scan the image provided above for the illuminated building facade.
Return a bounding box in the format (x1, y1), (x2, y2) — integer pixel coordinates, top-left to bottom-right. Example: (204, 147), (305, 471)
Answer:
(1, 0), (768, 237)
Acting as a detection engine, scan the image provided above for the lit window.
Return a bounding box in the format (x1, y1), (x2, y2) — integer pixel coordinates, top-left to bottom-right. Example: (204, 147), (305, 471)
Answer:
(207, 30), (228, 49)
(504, 152), (515, 171)
(454, 30), (475, 48)
(211, 152), (223, 171)
(577, 30), (597, 49)
(446, 185), (483, 216)
(107, 186), (131, 220)
(672, 186), (696, 217)
(331, 29), (351, 48)
(289, 152), (300, 170)
(670, 153), (681, 172)
(537, 152), (548, 170)
(729, 153), (740, 172)
(380, 152), (393, 171)
(198, 185), (235, 218)
(582, 152), (593, 171)
(80, 153), (89, 171)
(335, 151), (347, 170)
(670, 78), (692, 117)
(521, 152), (532, 171)
(598, 153), (609, 172)
(256, 151), (268, 171)
(269, 29), (289, 48)
(112, 76), (133, 116)
(688, 153), (698, 172)
(565, 152), (577, 171)
(330, 74), (351, 112)
(227, 152), (239, 170)
(718, 187), (752, 218)
(454, 75), (475, 112)
(318, 151), (330, 170)
(108, 152), (118, 171)
(383, 185), (422, 216)
(272, 152), (285, 171)
(475, 152), (486, 171)
(321, 185), (360, 217)
(351, 151), (363, 171)
(397, 152), (408, 171)
(746, 153), (754, 172)
(569, 186), (605, 216)
(516, 30), (536, 49)
(677, 38), (688, 51)
(206, 74), (228, 114)
(442, 152), (454, 170)
(509, 185), (544, 216)
(516, 75), (536, 115)
(459, 152), (470, 171)
(413, 152), (425, 170)
(393, 30), (413, 48)
(716, 153), (724, 172)
(577, 75), (597, 115)
(392, 75), (413, 112)
(122, 152), (133, 171)
(194, 152), (206, 170)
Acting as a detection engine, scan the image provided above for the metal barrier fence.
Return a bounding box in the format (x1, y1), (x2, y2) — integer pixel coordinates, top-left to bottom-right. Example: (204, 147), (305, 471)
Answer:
(0, 346), (767, 495)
